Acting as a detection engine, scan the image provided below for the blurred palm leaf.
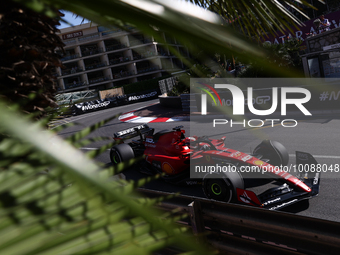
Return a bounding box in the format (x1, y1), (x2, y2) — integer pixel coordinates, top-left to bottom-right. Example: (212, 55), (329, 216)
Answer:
(0, 100), (212, 254)
(2, 0), (322, 253)
(196, 0), (316, 38)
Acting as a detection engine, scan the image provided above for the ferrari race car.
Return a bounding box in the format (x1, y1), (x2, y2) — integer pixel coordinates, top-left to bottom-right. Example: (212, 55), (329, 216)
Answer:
(110, 124), (320, 210)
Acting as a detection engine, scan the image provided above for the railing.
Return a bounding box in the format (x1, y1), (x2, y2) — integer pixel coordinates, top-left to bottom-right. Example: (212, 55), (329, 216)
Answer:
(101, 30), (122, 36)
(112, 70), (135, 79)
(81, 48), (104, 57)
(101, 26), (135, 37)
(61, 67), (83, 76)
(78, 33), (100, 42)
(129, 38), (153, 46)
(65, 81), (86, 90)
(88, 76), (111, 84)
(63, 39), (77, 45)
(138, 188), (340, 255)
(85, 61), (107, 70)
(141, 51), (157, 58)
(133, 51), (157, 60)
(61, 54), (80, 61)
(109, 56), (131, 65)
(105, 43), (127, 52)
(137, 66), (159, 74)
(158, 51), (169, 56)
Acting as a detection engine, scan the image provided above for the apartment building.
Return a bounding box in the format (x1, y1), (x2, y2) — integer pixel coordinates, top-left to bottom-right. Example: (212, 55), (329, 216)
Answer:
(54, 23), (188, 93)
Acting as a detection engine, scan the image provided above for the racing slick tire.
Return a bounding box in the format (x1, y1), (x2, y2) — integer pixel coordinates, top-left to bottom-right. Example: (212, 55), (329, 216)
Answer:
(110, 144), (135, 165)
(202, 166), (244, 203)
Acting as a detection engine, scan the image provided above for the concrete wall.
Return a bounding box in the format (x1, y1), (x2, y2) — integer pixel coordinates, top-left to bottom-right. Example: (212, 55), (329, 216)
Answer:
(306, 27), (340, 53)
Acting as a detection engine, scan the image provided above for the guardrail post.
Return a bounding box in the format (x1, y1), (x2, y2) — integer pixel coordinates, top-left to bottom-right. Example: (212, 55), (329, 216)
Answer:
(188, 201), (205, 235)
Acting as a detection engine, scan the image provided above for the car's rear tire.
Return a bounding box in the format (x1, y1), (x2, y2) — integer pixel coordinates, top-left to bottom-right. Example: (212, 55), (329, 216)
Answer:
(202, 167), (244, 203)
(110, 144), (135, 165)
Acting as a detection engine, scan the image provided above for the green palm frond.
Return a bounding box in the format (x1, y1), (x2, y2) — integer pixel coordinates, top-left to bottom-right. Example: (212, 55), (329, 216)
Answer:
(1, 0), (322, 253)
(0, 100), (212, 254)
(193, 0), (316, 34)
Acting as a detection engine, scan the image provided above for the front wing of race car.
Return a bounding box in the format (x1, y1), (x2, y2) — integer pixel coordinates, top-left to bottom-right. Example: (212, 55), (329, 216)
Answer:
(236, 151), (321, 210)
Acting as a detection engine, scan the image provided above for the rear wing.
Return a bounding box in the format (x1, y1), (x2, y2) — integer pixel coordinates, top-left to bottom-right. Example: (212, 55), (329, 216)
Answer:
(114, 124), (154, 139)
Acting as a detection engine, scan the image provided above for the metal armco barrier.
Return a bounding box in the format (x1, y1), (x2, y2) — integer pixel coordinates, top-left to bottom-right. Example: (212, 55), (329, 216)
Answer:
(138, 188), (340, 255)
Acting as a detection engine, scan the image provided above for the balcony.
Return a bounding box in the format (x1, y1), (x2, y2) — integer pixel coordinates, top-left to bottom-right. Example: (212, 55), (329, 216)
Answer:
(61, 67), (84, 76)
(65, 81), (87, 90)
(109, 56), (131, 65)
(85, 61), (107, 71)
(61, 53), (80, 61)
(64, 39), (77, 45)
(141, 51), (157, 58)
(137, 66), (159, 74)
(82, 48), (104, 57)
(113, 70), (135, 79)
(78, 33), (100, 43)
(133, 51), (157, 60)
(129, 38), (153, 47)
(89, 76), (111, 84)
(106, 43), (127, 52)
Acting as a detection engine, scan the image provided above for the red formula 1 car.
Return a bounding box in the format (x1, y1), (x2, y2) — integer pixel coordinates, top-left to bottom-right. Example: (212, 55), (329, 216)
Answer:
(110, 124), (320, 210)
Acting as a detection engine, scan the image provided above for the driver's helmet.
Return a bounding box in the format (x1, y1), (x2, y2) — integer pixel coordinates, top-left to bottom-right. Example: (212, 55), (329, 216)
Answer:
(200, 144), (210, 151)
(184, 137), (196, 146)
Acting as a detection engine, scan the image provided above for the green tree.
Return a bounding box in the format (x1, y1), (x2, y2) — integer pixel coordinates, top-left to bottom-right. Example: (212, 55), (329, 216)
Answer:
(0, 1), (64, 120)
(238, 38), (304, 77)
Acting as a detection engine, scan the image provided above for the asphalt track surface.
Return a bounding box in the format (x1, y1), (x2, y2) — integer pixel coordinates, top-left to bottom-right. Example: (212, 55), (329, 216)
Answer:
(53, 99), (340, 223)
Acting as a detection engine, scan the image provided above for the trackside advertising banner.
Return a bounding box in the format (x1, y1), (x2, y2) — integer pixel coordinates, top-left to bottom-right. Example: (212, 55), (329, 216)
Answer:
(72, 89), (160, 115)
(126, 89), (160, 103)
(189, 78), (340, 180)
(72, 99), (118, 115)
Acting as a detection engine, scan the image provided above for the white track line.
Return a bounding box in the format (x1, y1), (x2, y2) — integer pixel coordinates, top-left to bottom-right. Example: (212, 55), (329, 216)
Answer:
(126, 117), (158, 123)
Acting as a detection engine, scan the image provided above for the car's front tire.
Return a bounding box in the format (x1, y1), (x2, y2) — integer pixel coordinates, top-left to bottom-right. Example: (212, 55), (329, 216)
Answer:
(202, 167), (244, 203)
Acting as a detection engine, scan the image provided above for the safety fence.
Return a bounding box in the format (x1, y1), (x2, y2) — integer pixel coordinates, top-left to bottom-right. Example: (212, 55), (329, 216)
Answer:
(138, 188), (340, 255)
